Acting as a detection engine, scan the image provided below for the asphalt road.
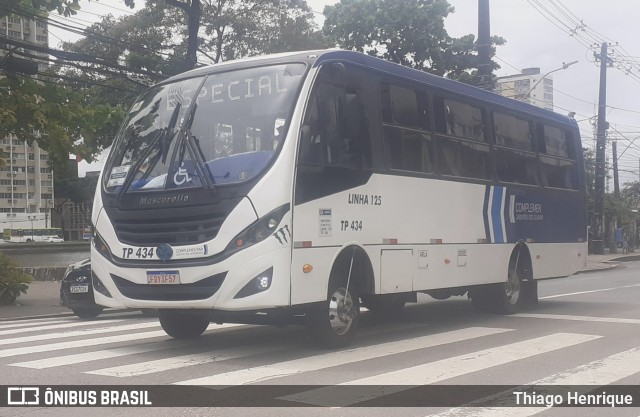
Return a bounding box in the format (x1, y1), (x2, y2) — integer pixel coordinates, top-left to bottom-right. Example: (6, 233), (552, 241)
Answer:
(2, 262), (640, 417)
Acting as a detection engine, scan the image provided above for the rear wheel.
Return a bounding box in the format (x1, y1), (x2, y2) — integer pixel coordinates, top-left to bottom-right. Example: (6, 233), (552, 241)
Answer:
(469, 259), (524, 315)
(159, 310), (210, 339)
(496, 264), (523, 314)
(307, 283), (360, 349)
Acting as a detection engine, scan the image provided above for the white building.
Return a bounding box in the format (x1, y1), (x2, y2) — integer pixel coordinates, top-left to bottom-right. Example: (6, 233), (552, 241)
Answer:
(1, 14), (54, 232)
(495, 67), (554, 111)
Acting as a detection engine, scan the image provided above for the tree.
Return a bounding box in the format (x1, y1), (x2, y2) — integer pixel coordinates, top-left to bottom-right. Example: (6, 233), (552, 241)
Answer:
(52, 175), (98, 238)
(0, 75), (126, 170)
(323, 0), (504, 86)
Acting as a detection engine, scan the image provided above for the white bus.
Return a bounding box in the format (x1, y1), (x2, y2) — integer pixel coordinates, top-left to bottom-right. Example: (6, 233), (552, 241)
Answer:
(3, 227), (63, 243)
(91, 50), (587, 347)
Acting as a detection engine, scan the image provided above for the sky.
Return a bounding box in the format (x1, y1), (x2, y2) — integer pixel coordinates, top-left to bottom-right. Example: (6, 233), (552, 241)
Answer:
(49, 0), (640, 187)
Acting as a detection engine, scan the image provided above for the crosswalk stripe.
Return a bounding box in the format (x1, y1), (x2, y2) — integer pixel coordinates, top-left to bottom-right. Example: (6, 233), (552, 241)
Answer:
(10, 343), (181, 369)
(173, 327), (512, 386)
(0, 318), (72, 329)
(429, 347), (640, 417)
(0, 321), (161, 346)
(280, 332), (601, 407)
(85, 344), (284, 377)
(0, 330), (169, 359)
(513, 313), (640, 325)
(3, 323), (246, 363)
(0, 319), (126, 337)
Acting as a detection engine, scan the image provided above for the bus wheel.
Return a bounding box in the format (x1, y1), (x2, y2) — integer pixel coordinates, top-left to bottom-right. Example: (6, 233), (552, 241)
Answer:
(496, 263), (523, 314)
(361, 294), (405, 314)
(307, 284), (360, 349)
(159, 310), (209, 339)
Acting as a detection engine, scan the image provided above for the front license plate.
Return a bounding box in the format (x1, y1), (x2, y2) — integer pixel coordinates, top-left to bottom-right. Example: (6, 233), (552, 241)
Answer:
(147, 271), (180, 285)
(70, 284), (89, 293)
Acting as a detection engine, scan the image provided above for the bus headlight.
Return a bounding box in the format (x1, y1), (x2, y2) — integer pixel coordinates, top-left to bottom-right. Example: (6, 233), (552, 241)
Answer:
(92, 232), (113, 260)
(234, 267), (273, 299)
(227, 204), (289, 252)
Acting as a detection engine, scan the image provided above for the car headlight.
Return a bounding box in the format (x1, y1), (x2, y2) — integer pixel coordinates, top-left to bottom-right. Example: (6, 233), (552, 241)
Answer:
(226, 204), (289, 253)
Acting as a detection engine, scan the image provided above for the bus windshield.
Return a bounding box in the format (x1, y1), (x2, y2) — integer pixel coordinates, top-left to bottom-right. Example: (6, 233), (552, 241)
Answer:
(104, 63), (307, 193)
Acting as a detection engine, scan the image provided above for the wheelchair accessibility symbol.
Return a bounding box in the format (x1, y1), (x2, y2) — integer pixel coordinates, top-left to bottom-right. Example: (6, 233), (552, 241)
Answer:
(173, 163), (192, 186)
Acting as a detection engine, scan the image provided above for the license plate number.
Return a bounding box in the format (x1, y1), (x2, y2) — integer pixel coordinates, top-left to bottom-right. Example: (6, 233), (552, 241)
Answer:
(70, 285), (89, 293)
(147, 271), (180, 285)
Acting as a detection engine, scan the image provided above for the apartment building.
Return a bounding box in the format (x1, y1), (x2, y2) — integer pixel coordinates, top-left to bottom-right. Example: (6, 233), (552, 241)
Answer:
(1, 13), (54, 232)
(495, 67), (554, 111)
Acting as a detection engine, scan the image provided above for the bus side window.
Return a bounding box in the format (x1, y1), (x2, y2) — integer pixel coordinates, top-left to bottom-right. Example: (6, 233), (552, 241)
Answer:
(333, 92), (366, 167)
(300, 82), (369, 169)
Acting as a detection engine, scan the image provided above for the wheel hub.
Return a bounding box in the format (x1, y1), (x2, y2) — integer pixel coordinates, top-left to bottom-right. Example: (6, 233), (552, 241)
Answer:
(328, 288), (356, 335)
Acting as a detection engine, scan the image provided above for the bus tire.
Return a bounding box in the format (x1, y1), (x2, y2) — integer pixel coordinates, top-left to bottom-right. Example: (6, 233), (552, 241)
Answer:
(307, 282), (360, 349)
(494, 260), (523, 315)
(159, 310), (209, 339)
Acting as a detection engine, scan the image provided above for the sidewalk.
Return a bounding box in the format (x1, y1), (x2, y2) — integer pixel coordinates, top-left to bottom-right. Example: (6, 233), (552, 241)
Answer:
(1, 254), (638, 321)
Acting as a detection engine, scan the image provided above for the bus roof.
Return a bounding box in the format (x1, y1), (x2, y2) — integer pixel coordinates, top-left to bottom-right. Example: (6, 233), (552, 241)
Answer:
(162, 49), (577, 127)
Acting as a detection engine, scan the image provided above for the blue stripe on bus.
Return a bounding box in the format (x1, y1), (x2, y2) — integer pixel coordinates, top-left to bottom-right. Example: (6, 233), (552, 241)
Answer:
(491, 186), (504, 243)
(483, 186), (491, 242)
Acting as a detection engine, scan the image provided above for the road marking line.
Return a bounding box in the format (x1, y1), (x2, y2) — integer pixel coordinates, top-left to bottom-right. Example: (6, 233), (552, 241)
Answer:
(429, 347), (640, 417)
(8, 323), (246, 369)
(173, 327), (512, 386)
(540, 283), (640, 299)
(0, 319), (125, 336)
(0, 321), (160, 346)
(86, 344), (283, 377)
(282, 333), (601, 407)
(0, 318), (75, 329)
(0, 323), (243, 359)
(513, 313), (640, 325)
(0, 330), (169, 358)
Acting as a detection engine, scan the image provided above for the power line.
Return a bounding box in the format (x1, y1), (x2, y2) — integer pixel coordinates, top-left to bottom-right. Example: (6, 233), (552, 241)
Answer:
(1, 3), (172, 60)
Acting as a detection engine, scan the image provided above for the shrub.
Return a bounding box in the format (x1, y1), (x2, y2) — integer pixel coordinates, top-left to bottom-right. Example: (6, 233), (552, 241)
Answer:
(0, 253), (32, 306)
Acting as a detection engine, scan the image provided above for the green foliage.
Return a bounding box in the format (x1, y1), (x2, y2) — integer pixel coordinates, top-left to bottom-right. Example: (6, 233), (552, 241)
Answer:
(0, 75), (126, 171)
(621, 181), (640, 210)
(323, 0), (504, 86)
(0, 253), (32, 306)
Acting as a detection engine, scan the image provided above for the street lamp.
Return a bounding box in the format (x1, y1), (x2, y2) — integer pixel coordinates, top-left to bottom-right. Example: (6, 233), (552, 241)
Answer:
(521, 61), (579, 102)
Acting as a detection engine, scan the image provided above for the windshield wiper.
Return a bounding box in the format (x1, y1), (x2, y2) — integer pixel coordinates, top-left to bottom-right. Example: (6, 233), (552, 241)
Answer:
(161, 102), (182, 164)
(182, 104), (217, 186)
(118, 103), (182, 196)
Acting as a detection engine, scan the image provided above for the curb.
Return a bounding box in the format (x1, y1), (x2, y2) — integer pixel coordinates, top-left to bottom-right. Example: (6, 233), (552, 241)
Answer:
(576, 263), (621, 274)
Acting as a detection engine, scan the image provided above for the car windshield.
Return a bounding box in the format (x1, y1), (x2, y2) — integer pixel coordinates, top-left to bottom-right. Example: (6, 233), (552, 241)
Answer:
(104, 63), (307, 193)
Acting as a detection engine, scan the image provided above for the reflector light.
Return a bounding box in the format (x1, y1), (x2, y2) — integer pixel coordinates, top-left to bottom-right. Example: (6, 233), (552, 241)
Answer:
(303, 264), (313, 273)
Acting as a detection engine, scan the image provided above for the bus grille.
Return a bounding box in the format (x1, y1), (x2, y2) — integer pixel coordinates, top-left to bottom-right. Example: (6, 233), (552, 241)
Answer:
(111, 272), (226, 301)
(105, 204), (230, 246)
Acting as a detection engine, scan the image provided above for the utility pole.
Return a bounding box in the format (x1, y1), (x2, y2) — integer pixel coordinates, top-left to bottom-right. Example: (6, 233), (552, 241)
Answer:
(610, 139), (619, 254)
(592, 42), (610, 254)
(612, 140), (620, 197)
(477, 0), (492, 90)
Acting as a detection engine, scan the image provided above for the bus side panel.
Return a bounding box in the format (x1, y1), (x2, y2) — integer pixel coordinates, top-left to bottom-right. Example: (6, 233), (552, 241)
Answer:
(529, 242), (587, 279)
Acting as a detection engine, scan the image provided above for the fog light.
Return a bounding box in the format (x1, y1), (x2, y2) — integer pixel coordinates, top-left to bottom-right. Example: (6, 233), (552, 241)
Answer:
(234, 267), (274, 299)
(257, 276), (270, 289)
